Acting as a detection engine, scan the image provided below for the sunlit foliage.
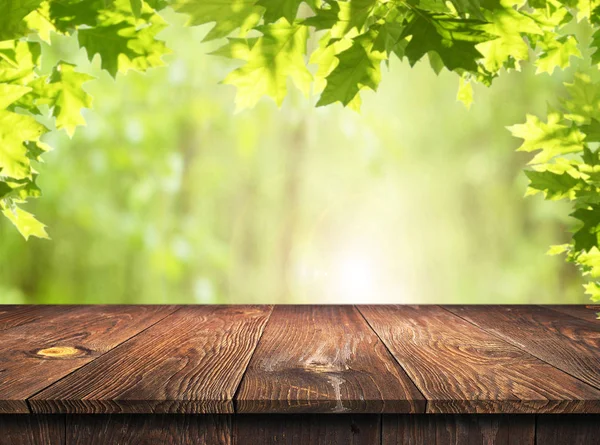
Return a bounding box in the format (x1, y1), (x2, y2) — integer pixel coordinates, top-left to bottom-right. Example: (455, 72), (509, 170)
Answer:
(2, 0), (600, 303)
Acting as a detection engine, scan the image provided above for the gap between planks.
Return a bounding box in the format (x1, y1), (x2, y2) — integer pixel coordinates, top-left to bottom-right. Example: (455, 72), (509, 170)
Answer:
(439, 305), (600, 389)
(23, 307), (183, 414)
(441, 305), (600, 394)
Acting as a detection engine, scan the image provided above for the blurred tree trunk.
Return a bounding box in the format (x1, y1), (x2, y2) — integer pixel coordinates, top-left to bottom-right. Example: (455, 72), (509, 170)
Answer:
(278, 119), (306, 300)
(175, 120), (199, 300)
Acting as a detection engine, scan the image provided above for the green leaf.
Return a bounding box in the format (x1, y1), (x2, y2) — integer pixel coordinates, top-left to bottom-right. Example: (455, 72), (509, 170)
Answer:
(316, 32), (385, 107)
(401, 10), (493, 72)
(562, 73), (600, 124)
(331, 0), (379, 37)
(535, 34), (582, 74)
(28, 63), (94, 137)
(0, 41), (41, 86)
(584, 281), (600, 302)
(173, 0), (264, 41)
(525, 170), (579, 199)
(572, 206), (600, 251)
(581, 118), (600, 142)
(78, 0), (170, 77)
(0, 84), (32, 110)
(0, 110), (46, 180)
(222, 22), (312, 110)
(258, 0), (303, 24)
(578, 246), (600, 276)
(508, 112), (586, 164)
(0, 203), (48, 240)
(477, 2), (542, 72)
(457, 76), (473, 109)
(130, 0), (143, 17)
(450, 0), (485, 20)
(49, 0), (104, 32)
(547, 244), (570, 255)
(0, 0), (44, 40)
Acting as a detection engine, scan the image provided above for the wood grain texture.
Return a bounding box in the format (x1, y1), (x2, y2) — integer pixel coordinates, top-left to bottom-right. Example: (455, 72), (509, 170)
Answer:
(382, 415), (535, 445)
(359, 305), (600, 413)
(446, 305), (600, 391)
(0, 306), (54, 332)
(233, 414), (380, 445)
(542, 305), (600, 324)
(536, 415), (600, 445)
(31, 306), (272, 414)
(0, 415), (65, 445)
(66, 415), (231, 445)
(0, 305), (176, 413)
(235, 305), (425, 413)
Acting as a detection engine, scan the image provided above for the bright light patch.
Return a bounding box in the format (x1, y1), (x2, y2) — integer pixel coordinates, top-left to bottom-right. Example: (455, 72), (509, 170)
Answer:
(331, 252), (378, 301)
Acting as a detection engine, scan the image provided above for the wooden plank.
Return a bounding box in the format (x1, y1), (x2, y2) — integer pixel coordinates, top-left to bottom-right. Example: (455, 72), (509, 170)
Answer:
(0, 305), (176, 414)
(542, 305), (600, 324)
(536, 415), (600, 445)
(0, 415), (65, 445)
(233, 414), (380, 445)
(31, 306), (272, 414)
(235, 305), (425, 413)
(66, 415), (231, 445)
(446, 305), (600, 391)
(0, 306), (65, 332)
(382, 415), (534, 445)
(359, 305), (600, 413)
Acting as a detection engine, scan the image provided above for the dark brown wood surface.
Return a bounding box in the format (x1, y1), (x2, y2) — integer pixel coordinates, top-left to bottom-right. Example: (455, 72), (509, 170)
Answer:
(535, 415), (600, 445)
(65, 415), (231, 445)
(446, 305), (600, 391)
(235, 305), (425, 413)
(0, 305), (599, 416)
(0, 415), (65, 445)
(0, 305), (176, 413)
(382, 415), (535, 445)
(543, 305), (600, 323)
(31, 306), (272, 414)
(359, 305), (600, 413)
(4, 414), (598, 444)
(233, 414), (381, 445)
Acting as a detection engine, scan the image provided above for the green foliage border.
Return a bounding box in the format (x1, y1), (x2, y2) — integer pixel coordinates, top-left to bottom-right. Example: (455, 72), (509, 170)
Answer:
(2, 0), (600, 306)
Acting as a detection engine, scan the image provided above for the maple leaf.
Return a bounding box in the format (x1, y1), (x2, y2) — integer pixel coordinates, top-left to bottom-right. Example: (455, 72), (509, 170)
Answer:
(173, 0), (264, 41)
(316, 31), (385, 107)
(401, 10), (493, 72)
(0, 110), (47, 180)
(0, 203), (49, 240)
(508, 112), (586, 165)
(258, 0), (303, 24)
(221, 22), (312, 110)
(78, 0), (170, 77)
(0, 0), (44, 40)
(28, 63), (95, 137)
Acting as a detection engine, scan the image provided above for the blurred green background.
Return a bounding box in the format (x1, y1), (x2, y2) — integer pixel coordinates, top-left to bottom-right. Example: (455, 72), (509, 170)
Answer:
(0, 11), (588, 304)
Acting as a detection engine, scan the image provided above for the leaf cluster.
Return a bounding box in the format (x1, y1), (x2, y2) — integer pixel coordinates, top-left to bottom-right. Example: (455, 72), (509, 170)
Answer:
(0, 0), (169, 238)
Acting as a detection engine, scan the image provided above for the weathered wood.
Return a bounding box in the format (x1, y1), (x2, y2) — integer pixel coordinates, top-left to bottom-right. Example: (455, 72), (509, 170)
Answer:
(0, 305), (176, 413)
(31, 306), (272, 414)
(359, 305), (600, 413)
(536, 415), (600, 445)
(0, 306), (64, 332)
(542, 305), (600, 324)
(446, 305), (600, 391)
(66, 415), (231, 445)
(235, 305), (425, 413)
(382, 415), (535, 445)
(233, 414), (380, 445)
(0, 415), (65, 445)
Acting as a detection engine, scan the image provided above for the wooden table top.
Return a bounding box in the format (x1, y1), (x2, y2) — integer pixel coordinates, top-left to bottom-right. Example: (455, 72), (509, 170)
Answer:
(0, 305), (598, 415)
